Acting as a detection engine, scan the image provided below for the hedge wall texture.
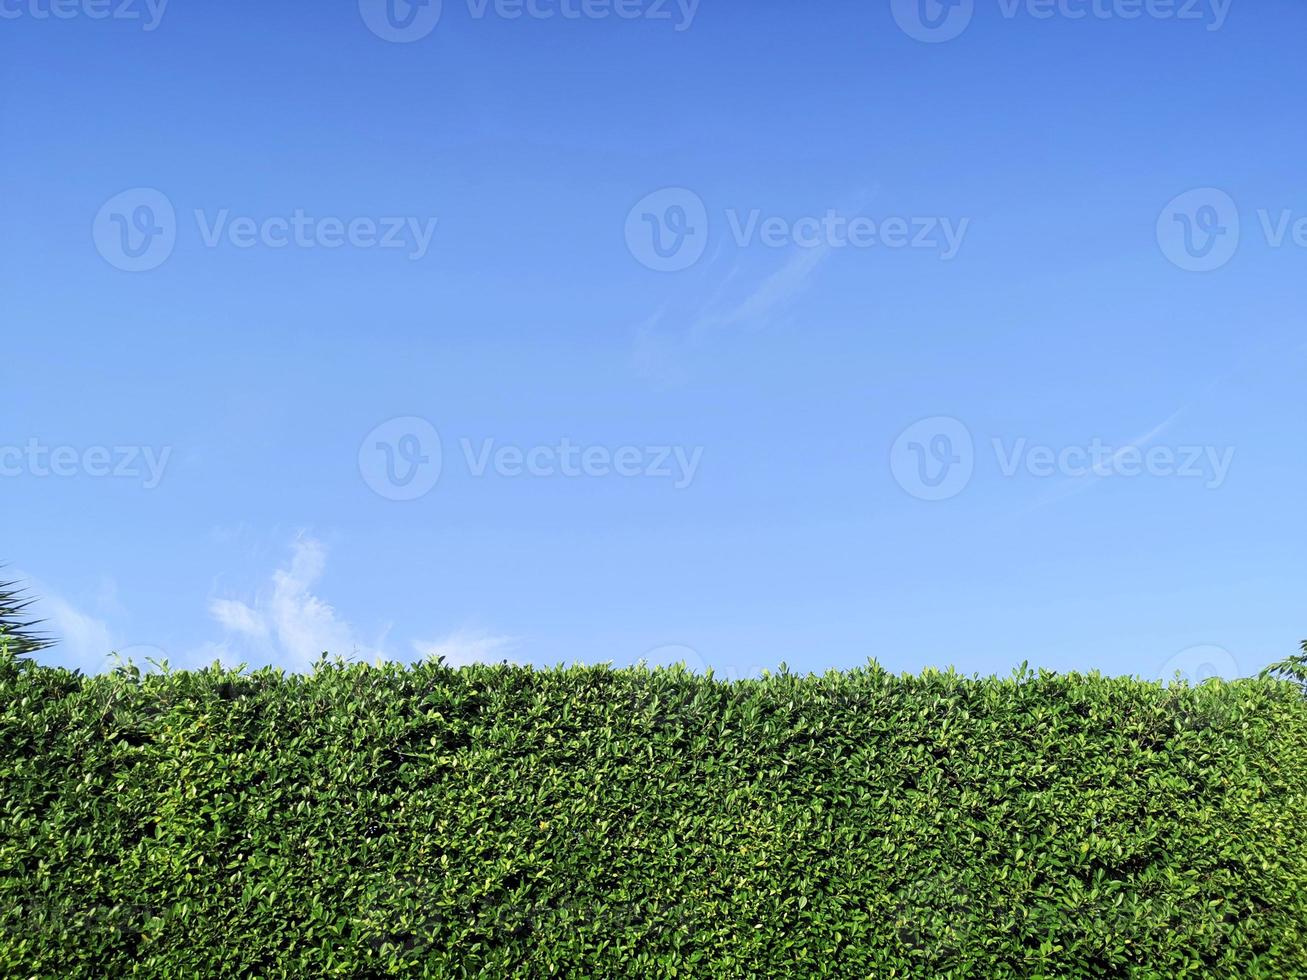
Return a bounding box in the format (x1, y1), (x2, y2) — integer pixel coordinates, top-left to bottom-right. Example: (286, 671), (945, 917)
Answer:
(3, 652), (1306, 978)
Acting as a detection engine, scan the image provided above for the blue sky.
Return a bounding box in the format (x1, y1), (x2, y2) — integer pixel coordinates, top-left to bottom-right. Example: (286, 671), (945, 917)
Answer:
(2, 0), (1303, 683)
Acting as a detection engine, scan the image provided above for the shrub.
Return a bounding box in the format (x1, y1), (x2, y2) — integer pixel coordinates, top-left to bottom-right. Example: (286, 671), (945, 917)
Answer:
(1, 654), (1305, 977)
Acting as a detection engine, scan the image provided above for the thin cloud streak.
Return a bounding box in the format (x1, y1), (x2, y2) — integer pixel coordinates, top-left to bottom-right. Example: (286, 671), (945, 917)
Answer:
(1025, 403), (1191, 511)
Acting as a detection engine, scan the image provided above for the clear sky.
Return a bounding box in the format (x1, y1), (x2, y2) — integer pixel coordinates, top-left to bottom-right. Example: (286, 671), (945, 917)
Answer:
(3, 0), (1303, 683)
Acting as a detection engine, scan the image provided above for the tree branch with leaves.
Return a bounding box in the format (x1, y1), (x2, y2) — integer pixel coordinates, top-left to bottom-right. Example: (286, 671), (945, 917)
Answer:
(1261, 640), (1307, 694)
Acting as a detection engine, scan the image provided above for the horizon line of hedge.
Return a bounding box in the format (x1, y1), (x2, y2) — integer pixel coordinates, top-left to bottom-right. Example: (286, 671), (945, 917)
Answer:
(3, 651), (1306, 977)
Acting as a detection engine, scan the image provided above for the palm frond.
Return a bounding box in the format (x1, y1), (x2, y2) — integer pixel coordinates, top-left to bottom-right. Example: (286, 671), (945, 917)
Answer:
(0, 567), (54, 655)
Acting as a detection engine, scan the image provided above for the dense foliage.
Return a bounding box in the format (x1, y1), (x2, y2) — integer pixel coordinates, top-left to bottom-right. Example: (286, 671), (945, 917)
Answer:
(2, 652), (1305, 978)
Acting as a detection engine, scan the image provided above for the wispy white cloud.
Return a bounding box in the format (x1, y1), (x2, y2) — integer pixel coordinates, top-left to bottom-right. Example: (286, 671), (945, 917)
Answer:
(14, 570), (180, 674)
(633, 189), (878, 383)
(36, 592), (117, 673)
(18, 535), (515, 676)
(1029, 404), (1191, 509)
(207, 534), (385, 670)
(688, 188), (877, 338)
(632, 247), (830, 385)
(1097, 407), (1191, 475)
(413, 628), (518, 668)
(690, 243), (833, 338)
(209, 597), (269, 638)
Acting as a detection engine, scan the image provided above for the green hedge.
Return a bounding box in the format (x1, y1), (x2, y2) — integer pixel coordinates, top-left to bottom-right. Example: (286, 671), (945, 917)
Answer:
(3, 652), (1306, 978)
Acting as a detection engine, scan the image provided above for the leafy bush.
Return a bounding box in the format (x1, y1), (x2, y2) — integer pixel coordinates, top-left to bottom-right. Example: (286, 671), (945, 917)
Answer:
(2, 653), (1305, 978)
